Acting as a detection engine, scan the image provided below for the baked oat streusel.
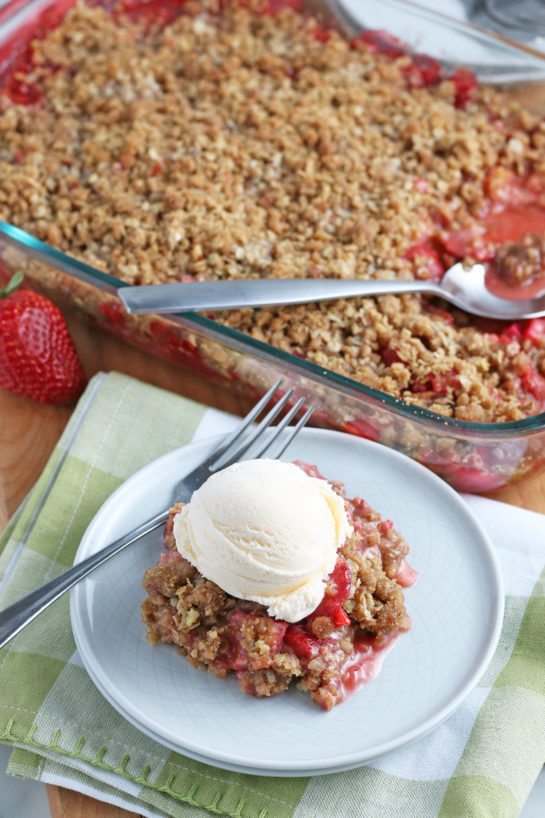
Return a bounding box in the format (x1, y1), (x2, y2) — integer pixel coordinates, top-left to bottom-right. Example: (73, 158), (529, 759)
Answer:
(141, 461), (414, 710)
(1, 0), (545, 421)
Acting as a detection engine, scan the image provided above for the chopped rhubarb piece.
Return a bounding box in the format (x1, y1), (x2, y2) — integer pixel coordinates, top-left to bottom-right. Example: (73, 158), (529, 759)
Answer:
(484, 166), (516, 204)
(413, 178), (429, 193)
(351, 30), (406, 58)
(440, 225), (492, 262)
(405, 243), (445, 280)
(423, 304), (455, 326)
(429, 371), (461, 395)
(2, 46), (44, 106)
(307, 558), (351, 629)
(342, 419), (380, 443)
(5, 76), (42, 106)
(402, 54), (443, 89)
(451, 67), (477, 108)
(311, 25), (332, 43)
(522, 318), (545, 345)
(159, 548), (183, 566)
(381, 344), (403, 365)
(412, 370), (460, 398)
(520, 366), (545, 403)
(498, 323), (523, 343)
(411, 380), (429, 394)
(283, 624), (320, 660)
(98, 301), (127, 326)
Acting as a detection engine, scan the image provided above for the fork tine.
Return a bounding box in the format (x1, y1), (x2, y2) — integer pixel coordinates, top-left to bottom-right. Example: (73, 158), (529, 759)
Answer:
(267, 403), (315, 460)
(250, 396), (305, 459)
(216, 398), (314, 473)
(211, 388), (294, 470)
(208, 379), (281, 463)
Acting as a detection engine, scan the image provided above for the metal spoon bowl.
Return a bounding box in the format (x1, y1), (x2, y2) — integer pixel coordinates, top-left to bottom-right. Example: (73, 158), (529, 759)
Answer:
(117, 262), (545, 321)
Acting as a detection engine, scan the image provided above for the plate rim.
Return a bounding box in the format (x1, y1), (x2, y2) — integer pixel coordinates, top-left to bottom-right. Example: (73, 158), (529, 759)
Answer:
(70, 427), (505, 774)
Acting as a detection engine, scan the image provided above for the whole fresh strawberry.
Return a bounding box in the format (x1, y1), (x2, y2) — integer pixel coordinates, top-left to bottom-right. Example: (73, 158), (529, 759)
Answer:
(0, 272), (86, 404)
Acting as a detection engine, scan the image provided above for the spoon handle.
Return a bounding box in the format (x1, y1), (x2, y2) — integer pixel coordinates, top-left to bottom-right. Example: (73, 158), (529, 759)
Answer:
(0, 510), (168, 650)
(118, 278), (438, 314)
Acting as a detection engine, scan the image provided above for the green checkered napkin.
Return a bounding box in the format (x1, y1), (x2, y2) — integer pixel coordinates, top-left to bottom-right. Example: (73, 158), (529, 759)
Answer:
(0, 371), (544, 818)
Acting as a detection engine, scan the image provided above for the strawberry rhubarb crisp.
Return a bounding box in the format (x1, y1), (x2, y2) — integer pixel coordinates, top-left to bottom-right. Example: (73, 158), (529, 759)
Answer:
(141, 459), (415, 710)
(1, 0), (545, 420)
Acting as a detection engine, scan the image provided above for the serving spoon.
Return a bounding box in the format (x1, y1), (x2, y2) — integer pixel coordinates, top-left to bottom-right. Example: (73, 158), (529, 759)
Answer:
(308, 0), (545, 86)
(117, 262), (545, 321)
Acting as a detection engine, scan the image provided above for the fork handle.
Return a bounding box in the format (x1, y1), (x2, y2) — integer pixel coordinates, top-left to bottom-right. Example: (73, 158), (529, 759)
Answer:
(0, 509), (169, 650)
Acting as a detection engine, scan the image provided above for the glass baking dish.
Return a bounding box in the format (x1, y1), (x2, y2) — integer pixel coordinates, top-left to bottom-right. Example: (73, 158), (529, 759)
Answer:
(1, 0), (545, 494)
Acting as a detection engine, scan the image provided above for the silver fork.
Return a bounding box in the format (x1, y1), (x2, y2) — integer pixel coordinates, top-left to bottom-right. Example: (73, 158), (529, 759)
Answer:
(0, 382), (313, 649)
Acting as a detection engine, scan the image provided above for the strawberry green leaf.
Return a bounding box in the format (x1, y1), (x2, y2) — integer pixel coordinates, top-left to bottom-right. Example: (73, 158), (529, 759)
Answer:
(0, 271), (24, 299)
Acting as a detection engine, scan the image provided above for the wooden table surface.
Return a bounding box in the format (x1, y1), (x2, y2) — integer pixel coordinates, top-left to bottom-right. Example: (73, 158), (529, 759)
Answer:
(2, 312), (545, 818)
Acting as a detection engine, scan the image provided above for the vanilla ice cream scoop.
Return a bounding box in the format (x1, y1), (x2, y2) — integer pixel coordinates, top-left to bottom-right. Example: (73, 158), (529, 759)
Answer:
(173, 459), (352, 622)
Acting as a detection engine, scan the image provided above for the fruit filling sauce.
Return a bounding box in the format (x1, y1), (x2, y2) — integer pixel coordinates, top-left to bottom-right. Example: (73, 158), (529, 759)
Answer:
(142, 461), (416, 710)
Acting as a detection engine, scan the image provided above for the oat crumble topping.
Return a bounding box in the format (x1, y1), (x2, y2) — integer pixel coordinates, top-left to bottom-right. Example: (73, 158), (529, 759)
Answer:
(1, 0), (545, 421)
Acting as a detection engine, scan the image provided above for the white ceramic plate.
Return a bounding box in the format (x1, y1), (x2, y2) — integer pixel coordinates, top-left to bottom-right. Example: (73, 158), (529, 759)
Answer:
(70, 428), (504, 776)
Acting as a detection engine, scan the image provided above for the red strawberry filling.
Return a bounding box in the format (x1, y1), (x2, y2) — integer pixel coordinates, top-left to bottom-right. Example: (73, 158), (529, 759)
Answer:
(282, 624), (321, 661)
(306, 558), (352, 630)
